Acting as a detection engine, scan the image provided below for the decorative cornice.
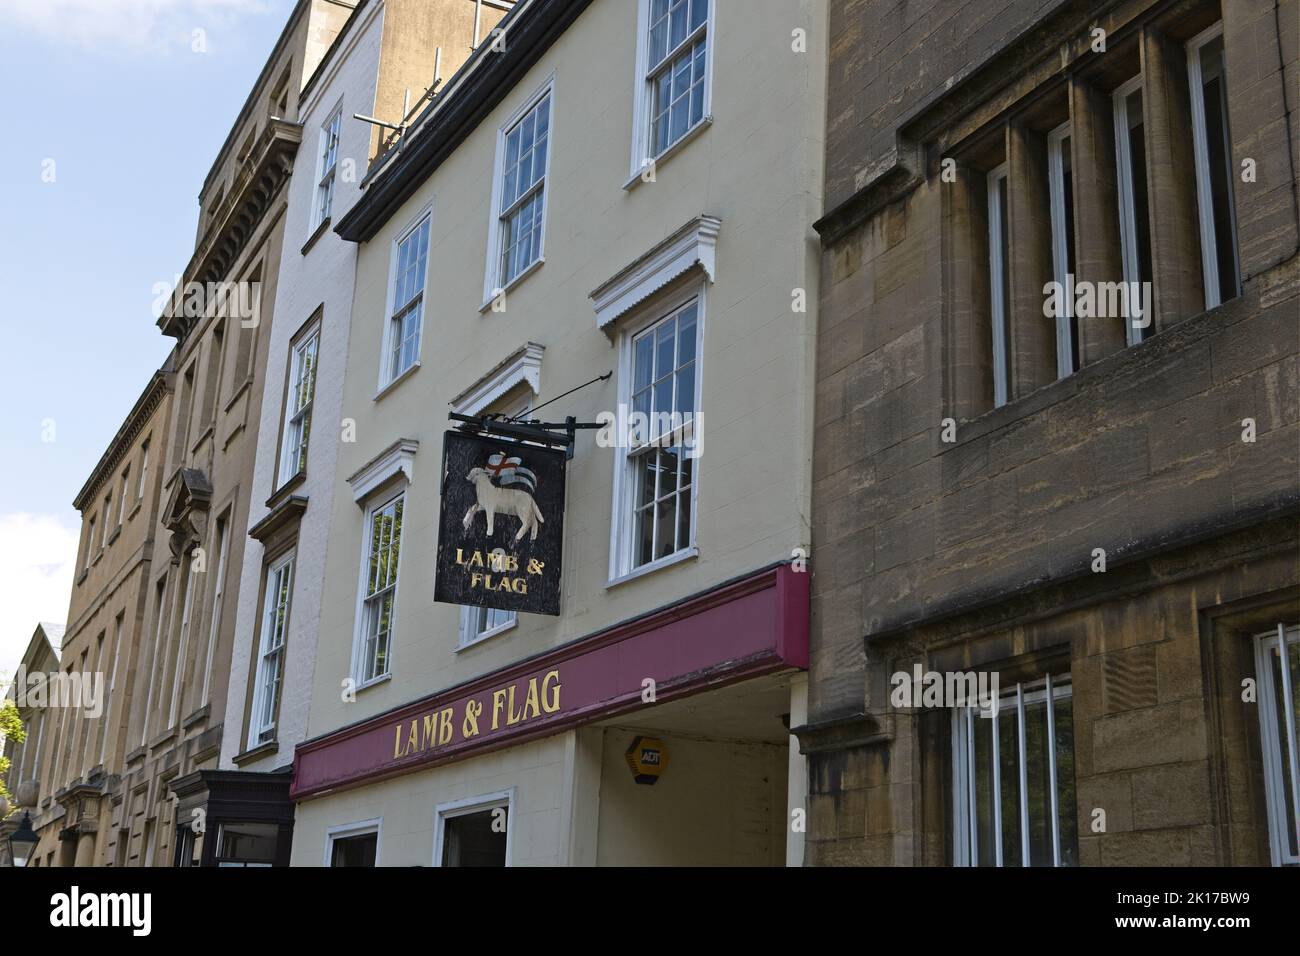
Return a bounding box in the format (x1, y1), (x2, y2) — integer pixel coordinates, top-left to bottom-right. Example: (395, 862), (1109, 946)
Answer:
(450, 342), (545, 415)
(590, 215), (720, 332)
(160, 119), (302, 342)
(347, 438), (419, 503)
(72, 369), (172, 511)
(248, 494), (309, 543)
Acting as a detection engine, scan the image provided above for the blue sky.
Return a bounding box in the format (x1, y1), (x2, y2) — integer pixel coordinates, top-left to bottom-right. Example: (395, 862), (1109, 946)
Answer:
(0, 0), (295, 675)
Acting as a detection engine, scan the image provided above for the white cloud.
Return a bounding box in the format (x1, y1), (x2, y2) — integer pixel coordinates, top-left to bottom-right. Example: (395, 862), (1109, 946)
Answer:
(0, 513), (78, 680)
(0, 0), (273, 54)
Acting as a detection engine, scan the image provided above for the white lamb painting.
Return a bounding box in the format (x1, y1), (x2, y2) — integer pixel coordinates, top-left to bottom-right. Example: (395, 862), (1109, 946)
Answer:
(462, 452), (545, 543)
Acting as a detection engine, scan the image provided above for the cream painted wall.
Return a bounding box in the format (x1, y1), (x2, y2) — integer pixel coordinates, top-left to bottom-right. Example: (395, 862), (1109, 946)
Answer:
(306, 0), (827, 747)
(595, 727), (788, 866)
(290, 732), (574, 865)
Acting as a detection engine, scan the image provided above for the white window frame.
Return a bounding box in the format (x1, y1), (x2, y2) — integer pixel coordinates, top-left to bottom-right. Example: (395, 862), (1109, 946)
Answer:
(324, 817), (382, 867)
(952, 673), (1075, 867)
(629, 0), (716, 181)
(1046, 122), (1077, 378)
(608, 282), (704, 584)
(313, 105), (343, 230)
(117, 468), (130, 526)
(1186, 20), (1240, 311)
(101, 494), (112, 547)
(1254, 624), (1300, 867)
(460, 604), (519, 650)
(482, 76), (554, 307)
(432, 789), (514, 867)
(351, 489), (406, 688)
(1113, 74), (1148, 346)
(84, 516), (96, 567)
(378, 206), (432, 392)
(986, 162), (1011, 407)
(137, 439), (150, 500)
(249, 550), (294, 748)
(278, 322), (321, 488)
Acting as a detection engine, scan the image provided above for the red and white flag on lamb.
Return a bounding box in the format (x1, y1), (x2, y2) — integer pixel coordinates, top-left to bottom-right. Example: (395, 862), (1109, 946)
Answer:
(486, 452), (538, 493)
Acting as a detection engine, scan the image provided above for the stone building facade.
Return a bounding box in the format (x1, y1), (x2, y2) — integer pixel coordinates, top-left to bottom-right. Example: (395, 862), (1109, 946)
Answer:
(801, 0), (1299, 865)
(287, 0), (825, 867)
(20, 368), (174, 868)
(1, 623), (63, 864)
(200, 0), (506, 869)
(104, 0), (357, 868)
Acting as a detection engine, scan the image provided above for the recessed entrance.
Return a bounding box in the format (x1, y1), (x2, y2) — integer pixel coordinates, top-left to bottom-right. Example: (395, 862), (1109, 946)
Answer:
(590, 672), (799, 866)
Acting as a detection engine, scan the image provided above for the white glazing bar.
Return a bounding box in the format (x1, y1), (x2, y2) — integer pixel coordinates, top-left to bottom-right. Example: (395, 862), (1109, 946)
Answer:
(1017, 682), (1030, 867)
(951, 709), (965, 865)
(1278, 625), (1300, 852)
(992, 700), (1003, 867)
(967, 707), (978, 866)
(1046, 673), (1061, 867)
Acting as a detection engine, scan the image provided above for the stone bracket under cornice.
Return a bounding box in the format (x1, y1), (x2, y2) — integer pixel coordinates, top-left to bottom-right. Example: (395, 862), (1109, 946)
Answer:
(814, 138), (924, 246)
(590, 215), (720, 335)
(161, 467), (213, 559)
(348, 438), (419, 504)
(159, 118), (302, 342)
(451, 342), (545, 416)
(790, 711), (892, 756)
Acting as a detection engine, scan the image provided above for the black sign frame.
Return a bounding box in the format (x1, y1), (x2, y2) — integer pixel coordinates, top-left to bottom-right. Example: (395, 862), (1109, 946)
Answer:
(433, 428), (567, 616)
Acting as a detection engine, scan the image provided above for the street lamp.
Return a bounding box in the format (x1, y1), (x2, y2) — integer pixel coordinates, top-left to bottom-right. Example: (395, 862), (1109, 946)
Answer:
(8, 812), (37, 868)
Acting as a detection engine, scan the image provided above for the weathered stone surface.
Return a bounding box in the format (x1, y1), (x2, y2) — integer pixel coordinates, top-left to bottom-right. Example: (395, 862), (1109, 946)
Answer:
(809, 0), (1300, 867)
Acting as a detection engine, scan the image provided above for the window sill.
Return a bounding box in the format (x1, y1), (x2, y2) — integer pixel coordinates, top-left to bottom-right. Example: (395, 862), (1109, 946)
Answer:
(606, 546), (699, 589)
(374, 360), (421, 403)
(267, 470), (306, 509)
(128, 501), (142, 522)
(479, 256), (546, 313)
(951, 304), (1210, 447)
(355, 672), (392, 694)
(91, 549), (103, 567)
(301, 216), (332, 256)
(623, 117), (714, 192)
(108, 525), (121, 545)
(224, 376), (253, 415)
(148, 725), (178, 751)
(75, 568), (88, 586)
(182, 704), (210, 730)
(456, 618), (518, 653)
(190, 422), (215, 456)
(232, 740), (278, 766)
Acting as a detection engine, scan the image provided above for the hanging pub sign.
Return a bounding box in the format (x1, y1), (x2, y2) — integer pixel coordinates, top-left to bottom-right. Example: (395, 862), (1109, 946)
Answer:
(434, 429), (566, 616)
